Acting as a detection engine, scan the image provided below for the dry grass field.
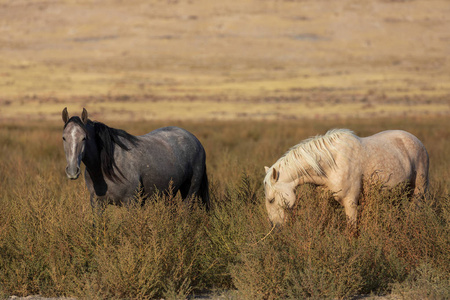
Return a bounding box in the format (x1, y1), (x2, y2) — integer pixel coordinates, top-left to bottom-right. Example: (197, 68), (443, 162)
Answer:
(1, 0), (450, 299)
(0, 117), (449, 299)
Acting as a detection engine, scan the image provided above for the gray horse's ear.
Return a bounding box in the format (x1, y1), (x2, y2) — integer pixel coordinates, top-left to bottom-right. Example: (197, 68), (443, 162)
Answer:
(272, 167), (279, 182)
(62, 107), (69, 124)
(264, 166), (270, 173)
(81, 108), (88, 124)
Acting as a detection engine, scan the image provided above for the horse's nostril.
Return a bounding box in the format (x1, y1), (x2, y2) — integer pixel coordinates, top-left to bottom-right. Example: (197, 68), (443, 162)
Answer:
(65, 166), (80, 179)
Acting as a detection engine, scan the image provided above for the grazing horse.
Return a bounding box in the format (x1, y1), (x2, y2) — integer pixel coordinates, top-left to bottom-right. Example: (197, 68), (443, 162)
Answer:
(264, 129), (429, 227)
(62, 108), (210, 210)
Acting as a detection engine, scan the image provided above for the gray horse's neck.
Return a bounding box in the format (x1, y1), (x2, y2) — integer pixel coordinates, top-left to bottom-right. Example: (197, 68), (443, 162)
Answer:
(83, 124), (102, 176)
(82, 124), (109, 197)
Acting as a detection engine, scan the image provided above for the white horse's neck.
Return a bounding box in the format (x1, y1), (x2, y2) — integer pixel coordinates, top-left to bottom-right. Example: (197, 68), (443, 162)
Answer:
(278, 164), (326, 187)
(297, 173), (328, 186)
(276, 162), (328, 188)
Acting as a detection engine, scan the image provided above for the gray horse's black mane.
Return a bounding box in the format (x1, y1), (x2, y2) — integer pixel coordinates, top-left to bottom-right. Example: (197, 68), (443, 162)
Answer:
(66, 117), (139, 182)
(93, 120), (139, 182)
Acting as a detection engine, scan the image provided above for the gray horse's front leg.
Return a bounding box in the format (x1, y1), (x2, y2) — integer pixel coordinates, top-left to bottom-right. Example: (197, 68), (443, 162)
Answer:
(89, 194), (108, 231)
(90, 194), (107, 215)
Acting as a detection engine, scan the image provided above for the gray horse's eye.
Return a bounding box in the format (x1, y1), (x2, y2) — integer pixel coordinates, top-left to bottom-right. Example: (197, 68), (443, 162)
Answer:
(62, 137), (66, 141)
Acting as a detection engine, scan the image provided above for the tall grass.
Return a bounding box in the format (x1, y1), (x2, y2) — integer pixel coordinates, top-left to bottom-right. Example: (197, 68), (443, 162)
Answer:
(0, 117), (449, 299)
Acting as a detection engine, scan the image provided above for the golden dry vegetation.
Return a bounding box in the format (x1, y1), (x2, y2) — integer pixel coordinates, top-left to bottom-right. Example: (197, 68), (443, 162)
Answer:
(0, 117), (449, 299)
(0, 0), (449, 121)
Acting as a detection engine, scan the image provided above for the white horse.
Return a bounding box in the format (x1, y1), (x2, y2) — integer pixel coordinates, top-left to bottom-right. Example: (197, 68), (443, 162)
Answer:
(264, 129), (429, 227)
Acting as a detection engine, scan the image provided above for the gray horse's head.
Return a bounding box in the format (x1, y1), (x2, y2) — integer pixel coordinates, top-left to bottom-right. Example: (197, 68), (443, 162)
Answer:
(62, 107), (88, 180)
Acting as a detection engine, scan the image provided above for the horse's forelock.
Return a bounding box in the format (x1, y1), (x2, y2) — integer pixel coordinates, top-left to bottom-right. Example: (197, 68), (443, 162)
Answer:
(63, 116), (88, 135)
(264, 168), (275, 191)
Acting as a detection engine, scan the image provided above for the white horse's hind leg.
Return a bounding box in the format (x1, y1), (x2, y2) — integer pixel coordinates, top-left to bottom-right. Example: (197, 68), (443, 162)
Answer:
(412, 161), (429, 200)
(413, 145), (429, 199)
(412, 174), (428, 203)
(413, 176), (426, 196)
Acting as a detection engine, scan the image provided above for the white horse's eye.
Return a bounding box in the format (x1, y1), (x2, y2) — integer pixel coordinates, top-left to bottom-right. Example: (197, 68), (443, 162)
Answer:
(268, 198), (275, 204)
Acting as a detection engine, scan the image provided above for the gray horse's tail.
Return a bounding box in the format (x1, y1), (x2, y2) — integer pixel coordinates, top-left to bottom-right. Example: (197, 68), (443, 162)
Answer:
(200, 167), (210, 211)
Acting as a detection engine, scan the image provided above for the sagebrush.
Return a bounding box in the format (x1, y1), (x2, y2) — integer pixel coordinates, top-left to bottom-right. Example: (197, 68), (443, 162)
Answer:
(0, 117), (449, 299)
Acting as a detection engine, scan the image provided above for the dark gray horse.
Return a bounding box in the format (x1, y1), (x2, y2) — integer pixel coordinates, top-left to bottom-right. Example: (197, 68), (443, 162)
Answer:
(62, 108), (209, 210)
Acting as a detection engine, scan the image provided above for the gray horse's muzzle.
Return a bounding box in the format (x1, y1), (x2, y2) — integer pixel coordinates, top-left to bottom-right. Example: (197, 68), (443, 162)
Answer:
(66, 166), (81, 180)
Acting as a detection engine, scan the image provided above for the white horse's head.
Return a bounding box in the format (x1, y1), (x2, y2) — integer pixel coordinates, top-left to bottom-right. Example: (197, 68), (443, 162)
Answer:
(263, 165), (297, 226)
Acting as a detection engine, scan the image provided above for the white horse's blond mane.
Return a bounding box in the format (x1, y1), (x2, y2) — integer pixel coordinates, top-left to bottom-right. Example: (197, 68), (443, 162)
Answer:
(265, 129), (356, 187)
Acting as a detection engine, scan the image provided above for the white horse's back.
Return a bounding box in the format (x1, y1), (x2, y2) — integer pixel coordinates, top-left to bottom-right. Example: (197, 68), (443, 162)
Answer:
(360, 130), (429, 195)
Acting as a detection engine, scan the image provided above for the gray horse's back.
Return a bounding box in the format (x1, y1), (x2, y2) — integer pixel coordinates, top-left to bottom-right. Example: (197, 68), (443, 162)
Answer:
(140, 126), (205, 165)
(361, 130), (429, 195)
(136, 126), (209, 204)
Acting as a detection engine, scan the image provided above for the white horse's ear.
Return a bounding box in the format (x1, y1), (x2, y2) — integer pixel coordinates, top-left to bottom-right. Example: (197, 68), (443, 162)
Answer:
(81, 108), (88, 124)
(264, 166), (270, 173)
(62, 107), (69, 124)
(272, 167), (279, 182)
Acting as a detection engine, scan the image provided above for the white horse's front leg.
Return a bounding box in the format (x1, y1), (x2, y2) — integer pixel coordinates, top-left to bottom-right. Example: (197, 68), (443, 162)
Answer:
(340, 188), (360, 232)
(331, 189), (359, 227)
(342, 196), (358, 227)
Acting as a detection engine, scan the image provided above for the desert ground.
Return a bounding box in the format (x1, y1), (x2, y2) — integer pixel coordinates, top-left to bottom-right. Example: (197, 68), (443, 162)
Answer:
(0, 0), (449, 121)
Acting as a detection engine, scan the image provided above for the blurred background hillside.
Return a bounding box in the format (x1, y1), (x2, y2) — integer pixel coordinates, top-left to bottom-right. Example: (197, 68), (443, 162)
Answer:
(1, 0), (449, 121)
